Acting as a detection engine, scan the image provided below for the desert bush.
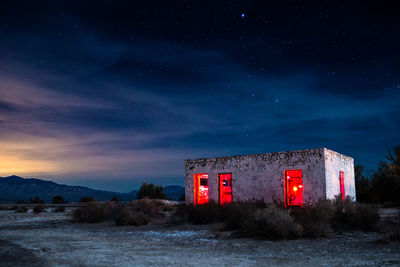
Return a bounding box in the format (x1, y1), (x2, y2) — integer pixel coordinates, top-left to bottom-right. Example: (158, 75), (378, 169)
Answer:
(71, 199), (168, 224)
(72, 202), (111, 223)
(80, 196), (94, 203)
(388, 214), (400, 241)
(107, 202), (126, 221)
(241, 204), (301, 239)
(168, 204), (187, 224)
(162, 204), (174, 212)
(115, 210), (150, 226)
(186, 201), (220, 224)
(53, 206), (65, 212)
(110, 196), (120, 202)
(33, 205), (45, 213)
(130, 198), (166, 217)
(30, 196), (44, 204)
(351, 204), (380, 231)
(52, 196), (66, 204)
(15, 206), (28, 213)
(72, 201), (136, 224)
(220, 202), (266, 230)
(291, 199), (334, 238)
(331, 196), (380, 231)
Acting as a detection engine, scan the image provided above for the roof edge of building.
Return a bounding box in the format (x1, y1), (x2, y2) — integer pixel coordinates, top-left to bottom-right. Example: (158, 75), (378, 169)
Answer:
(185, 147), (330, 162)
(322, 147), (354, 161)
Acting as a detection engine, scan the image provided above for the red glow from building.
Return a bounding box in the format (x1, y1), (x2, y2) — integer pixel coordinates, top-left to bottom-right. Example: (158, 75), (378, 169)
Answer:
(194, 173), (209, 205)
(285, 170), (303, 206)
(219, 173), (232, 205)
(339, 171), (345, 201)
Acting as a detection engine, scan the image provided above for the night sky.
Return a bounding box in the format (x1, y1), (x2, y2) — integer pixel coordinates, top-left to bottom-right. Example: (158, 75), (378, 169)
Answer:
(0, 1), (399, 192)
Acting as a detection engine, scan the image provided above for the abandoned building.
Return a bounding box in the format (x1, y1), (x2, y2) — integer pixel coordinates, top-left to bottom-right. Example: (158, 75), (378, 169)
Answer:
(185, 148), (355, 206)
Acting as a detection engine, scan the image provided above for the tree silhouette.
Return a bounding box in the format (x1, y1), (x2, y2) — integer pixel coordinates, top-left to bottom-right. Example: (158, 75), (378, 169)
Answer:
(354, 165), (372, 203)
(372, 146), (400, 204)
(137, 182), (166, 199)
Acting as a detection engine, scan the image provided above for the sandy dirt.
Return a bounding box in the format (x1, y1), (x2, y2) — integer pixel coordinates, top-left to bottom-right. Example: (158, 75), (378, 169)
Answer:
(0, 209), (400, 266)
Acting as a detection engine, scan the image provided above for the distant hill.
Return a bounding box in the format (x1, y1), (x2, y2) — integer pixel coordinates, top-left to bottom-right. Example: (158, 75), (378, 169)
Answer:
(0, 175), (184, 203)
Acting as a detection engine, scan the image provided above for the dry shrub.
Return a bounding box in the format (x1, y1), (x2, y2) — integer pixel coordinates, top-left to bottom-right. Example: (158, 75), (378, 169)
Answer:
(72, 202), (112, 223)
(30, 196), (44, 204)
(114, 199), (167, 226)
(388, 214), (400, 241)
(352, 203), (380, 231)
(71, 199), (168, 225)
(332, 196), (380, 231)
(162, 204), (174, 212)
(169, 202), (220, 225)
(186, 201), (220, 224)
(53, 206), (65, 212)
(115, 210), (150, 226)
(220, 202), (265, 230)
(15, 206), (28, 213)
(241, 205), (301, 239)
(168, 204), (187, 224)
(52, 196), (66, 204)
(80, 196), (94, 203)
(130, 198), (166, 217)
(291, 199), (334, 238)
(33, 205), (45, 213)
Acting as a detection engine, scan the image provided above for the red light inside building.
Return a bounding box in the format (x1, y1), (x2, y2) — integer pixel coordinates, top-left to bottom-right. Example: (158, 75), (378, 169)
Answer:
(219, 173), (232, 205)
(339, 171), (345, 201)
(194, 173), (209, 205)
(285, 170), (303, 206)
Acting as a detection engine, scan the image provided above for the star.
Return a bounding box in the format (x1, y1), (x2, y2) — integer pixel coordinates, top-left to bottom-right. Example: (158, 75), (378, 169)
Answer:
(241, 13), (245, 18)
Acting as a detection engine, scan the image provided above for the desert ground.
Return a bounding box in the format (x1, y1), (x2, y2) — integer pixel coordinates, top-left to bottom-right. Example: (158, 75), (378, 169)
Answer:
(0, 207), (400, 266)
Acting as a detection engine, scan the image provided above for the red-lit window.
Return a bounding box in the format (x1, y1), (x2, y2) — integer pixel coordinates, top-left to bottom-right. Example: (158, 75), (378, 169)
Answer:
(194, 173), (209, 205)
(218, 173), (232, 205)
(339, 171), (345, 201)
(285, 170), (303, 206)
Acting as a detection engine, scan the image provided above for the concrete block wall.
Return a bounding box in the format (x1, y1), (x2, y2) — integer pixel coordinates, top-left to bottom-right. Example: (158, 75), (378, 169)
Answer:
(324, 148), (356, 201)
(185, 148), (331, 206)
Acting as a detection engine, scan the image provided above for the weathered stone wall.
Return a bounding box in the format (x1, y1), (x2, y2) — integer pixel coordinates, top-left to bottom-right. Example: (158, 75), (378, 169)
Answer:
(185, 148), (327, 206)
(324, 148), (356, 201)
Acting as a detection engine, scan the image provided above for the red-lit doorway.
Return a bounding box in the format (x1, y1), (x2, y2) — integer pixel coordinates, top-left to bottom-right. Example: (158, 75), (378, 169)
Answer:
(194, 173), (209, 205)
(218, 173), (232, 205)
(285, 170), (303, 206)
(339, 171), (345, 201)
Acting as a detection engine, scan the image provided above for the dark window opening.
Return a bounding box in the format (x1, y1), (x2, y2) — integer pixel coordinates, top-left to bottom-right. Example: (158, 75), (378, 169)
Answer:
(200, 178), (208, 186)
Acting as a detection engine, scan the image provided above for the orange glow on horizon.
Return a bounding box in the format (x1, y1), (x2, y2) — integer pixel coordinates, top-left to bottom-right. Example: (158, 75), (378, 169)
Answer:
(0, 155), (58, 176)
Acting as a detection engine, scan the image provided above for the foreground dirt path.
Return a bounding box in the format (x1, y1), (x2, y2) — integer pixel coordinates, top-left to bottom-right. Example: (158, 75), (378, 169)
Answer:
(0, 210), (400, 266)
